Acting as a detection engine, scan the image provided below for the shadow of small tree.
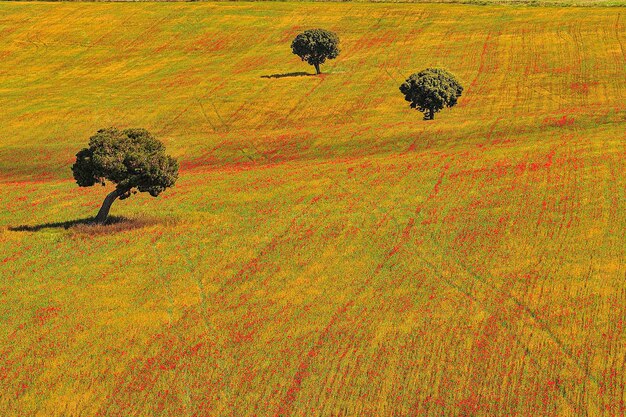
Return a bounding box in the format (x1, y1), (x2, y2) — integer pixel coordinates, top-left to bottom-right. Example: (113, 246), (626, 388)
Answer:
(10, 216), (126, 232)
(9, 215), (172, 236)
(260, 72), (314, 79)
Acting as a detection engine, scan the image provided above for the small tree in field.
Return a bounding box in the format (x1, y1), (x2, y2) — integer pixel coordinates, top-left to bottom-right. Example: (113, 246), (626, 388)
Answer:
(72, 128), (179, 224)
(291, 29), (340, 75)
(399, 68), (463, 120)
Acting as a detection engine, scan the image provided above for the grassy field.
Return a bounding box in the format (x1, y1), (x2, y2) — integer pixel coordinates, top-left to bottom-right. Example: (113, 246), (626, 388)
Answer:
(1, 2), (625, 416)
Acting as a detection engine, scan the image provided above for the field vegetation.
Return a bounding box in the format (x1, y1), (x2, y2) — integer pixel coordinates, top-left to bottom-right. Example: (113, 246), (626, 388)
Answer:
(1, 2), (625, 416)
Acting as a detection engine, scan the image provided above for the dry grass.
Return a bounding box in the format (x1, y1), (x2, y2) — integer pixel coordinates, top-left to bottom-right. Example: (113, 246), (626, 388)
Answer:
(0, 2), (624, 416)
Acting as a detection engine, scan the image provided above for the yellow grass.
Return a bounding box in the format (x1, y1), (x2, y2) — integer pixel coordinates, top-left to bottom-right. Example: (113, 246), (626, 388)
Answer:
(0, 2), (625, 416)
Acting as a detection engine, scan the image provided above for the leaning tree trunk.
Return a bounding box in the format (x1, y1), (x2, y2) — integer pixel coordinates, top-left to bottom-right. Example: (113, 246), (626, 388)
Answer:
(314, 63), (321, 75)
(94, 189), (122, 224)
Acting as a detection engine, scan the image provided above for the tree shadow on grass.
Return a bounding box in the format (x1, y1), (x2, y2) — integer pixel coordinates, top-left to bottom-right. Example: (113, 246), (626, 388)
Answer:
(9, 216), (125, 232)
(8, 215), (166, 235)
(260, 72), (314, 79)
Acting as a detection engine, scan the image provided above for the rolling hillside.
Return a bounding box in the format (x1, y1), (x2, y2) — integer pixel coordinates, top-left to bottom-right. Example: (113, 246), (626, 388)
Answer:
(1, 2), (625, 416)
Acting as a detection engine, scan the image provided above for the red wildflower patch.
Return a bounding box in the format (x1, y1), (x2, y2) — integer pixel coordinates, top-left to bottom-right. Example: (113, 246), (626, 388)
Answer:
(279, 26), (307, 43)
(352, 31), (396, 52)
(34, 306), (61, 326)
(187, 33), (230, 53)
(233, 55), (268, 74)
(153, 42), (171, 53)
(164, 69), (201, 88)
(543, 115), (575, 127)
(571, 81), (598, 94)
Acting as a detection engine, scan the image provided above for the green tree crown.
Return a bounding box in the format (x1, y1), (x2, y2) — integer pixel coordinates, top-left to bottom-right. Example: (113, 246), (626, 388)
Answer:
(399, 68), (463, 120)
(72, 127), (179, 200)
(291, 29), (340, 74)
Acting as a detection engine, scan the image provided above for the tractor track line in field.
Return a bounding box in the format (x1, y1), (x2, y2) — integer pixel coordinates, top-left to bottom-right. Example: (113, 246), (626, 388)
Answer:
(210, 100), (228, 130)
(157, 103), (194, 136)
(196, 99), (218, 133)
(616, 13), (625, 61)
(187, 81), (230, 136)
(219, 83), (273, 131)
(270, 159), (454, 416)
(184, 154), (401, 414)
(59, 10), (141, 74)
(218, 176), (328, 291)
(414, 217), (602, 415)
(89, 10), (141, 49)
(272, 77), (327, 130)
(448, 249), (600, 390)
(463, 30), (499, 106)
(225, 210), (317, 288)
(415, 251), (585, 416)
(273, 300), (355, 417)
(426, 150), (601, 413)
(333, 149), (600, 414)
(122, 13), (174, 52)
(372, 162), (451, 274)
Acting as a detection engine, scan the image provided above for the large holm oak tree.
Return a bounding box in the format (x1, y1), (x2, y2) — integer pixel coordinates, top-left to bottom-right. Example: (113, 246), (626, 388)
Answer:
(72, 128), (179, 224)
(291, 29), (340, 75)
(399, 68), (463, 120)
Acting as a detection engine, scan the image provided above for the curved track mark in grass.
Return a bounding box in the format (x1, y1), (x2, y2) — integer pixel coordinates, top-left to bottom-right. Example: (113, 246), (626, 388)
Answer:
(461, 31), (497, 106)
(157, 103), (193, 136)
(89, 10), (140, 48)
(225, 193), (324, 287)
(352, 153), (597, 414)
(455, 254), (600, 384)
(226, 229), (289, 287)
(375, 217), (415, 274)
(196, 98), (218, 132)
(419, 163), (450, 214)
(225, 83), (274, 129)
(272, 160), (453, 416)
(477, 117), (503, 149)
(414, 223), (602, 416)
(410, 151), (600, 413)
(161, 80), (229, 138)
(617, 13), (625, 61)
(123, 14), (173, 51)
(273, 301), (354, 417)
(211, 99), (230, 130)
(30, 9), (142, 89)
(372, 162), (450, 274)
(273, 76), (327, 130)
(414, 252), (586, 416)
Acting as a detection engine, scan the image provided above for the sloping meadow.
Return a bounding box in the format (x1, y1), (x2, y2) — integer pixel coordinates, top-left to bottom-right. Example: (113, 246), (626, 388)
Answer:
(1, 2), (625, 416)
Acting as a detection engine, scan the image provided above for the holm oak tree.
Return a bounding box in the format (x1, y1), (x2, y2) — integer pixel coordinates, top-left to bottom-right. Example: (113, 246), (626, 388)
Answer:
(399, 68), (463, 120)
(72, 128), (179, 224)
(291, 29), (340, 75)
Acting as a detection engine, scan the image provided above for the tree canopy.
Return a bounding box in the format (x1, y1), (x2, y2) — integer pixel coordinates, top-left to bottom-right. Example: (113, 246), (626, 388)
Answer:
(291, 29), (340, 75)
(72, 127), (179, 223)
(399, 68), (463, 120)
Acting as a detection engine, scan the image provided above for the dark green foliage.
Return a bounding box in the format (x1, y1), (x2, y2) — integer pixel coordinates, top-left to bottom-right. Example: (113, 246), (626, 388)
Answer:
(72, 127), (178, 206)
(291, 29), (340, 74)
(399, 68), (464, 120)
